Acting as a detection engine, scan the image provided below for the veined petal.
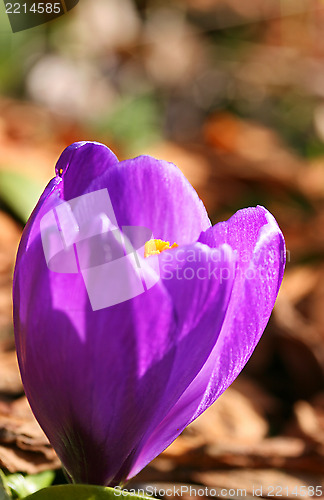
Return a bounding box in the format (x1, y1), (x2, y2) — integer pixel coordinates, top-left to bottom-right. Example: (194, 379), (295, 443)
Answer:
(92, 156), (211, 245)
(127, 206), (285, 479)
(127, 242), (236, 479)
(189, 206), (285, 415)
(14, 223), (177, 485)
(14, 183), (178, 485)
(14, 135), (285, 488)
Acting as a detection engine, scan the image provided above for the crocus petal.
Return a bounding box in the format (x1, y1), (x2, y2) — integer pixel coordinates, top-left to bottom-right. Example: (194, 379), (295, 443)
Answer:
(89, 155), (211, 245)
(14, 215), (176, 485)
(128, 206), (285, 478)
(14, 170), (178, 485)
(190, 206), (285, 414)
(14, 137), (285, 488)
(57, 141), (119, 200)
(127, 242), (236, 478)
(16, 142), (118, 258)
(13, 168), (218, 486)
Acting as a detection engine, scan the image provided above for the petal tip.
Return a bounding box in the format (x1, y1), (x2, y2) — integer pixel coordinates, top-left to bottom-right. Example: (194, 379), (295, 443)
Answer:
(55, 142), (118, 178)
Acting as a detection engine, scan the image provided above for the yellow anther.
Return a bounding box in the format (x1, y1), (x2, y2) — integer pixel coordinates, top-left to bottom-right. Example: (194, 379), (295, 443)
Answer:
(144, 239), (178, 258)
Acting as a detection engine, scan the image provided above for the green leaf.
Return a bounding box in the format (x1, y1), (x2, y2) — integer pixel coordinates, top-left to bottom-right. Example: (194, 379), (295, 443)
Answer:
(24, 485), (151, 500)
(0, 471), (12, 499)
(5, 471), (55, 499)
(0, 170), (43, 222)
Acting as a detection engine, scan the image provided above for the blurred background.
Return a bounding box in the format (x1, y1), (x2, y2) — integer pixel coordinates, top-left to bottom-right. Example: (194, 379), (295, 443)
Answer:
(1, 0), (324, 498)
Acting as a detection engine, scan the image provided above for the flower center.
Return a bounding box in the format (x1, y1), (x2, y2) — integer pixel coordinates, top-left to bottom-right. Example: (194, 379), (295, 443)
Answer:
(144, 239), (178, 258)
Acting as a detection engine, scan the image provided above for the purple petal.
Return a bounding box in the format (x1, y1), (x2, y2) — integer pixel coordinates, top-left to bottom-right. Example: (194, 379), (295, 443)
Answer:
(14, 223), (175, 484)
(92, 156), (211, 245)
(13, 161), (214, 486)
(127, 242), (236, 478)
(14, 172), (177, 484)
(14, 229), (235, 485)
(128, 206), (285, 478)
(14, 137), (284, 487)
(190, 206), (285, 413)
(57, 142), (119, 200)
(16, 142), (118, 259)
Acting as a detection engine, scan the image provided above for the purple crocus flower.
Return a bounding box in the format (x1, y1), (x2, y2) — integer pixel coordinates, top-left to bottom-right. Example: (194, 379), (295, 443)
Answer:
(13, 141), (285, 487)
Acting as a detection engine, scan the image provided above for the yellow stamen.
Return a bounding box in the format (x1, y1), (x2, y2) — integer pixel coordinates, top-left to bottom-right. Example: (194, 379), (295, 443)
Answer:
(144, 239), (178, 258)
